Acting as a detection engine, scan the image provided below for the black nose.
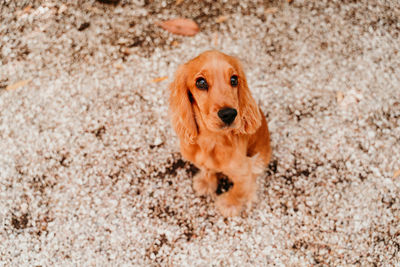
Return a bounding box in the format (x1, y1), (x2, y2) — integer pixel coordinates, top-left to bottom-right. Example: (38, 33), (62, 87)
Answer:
(218, 108), (237, 125)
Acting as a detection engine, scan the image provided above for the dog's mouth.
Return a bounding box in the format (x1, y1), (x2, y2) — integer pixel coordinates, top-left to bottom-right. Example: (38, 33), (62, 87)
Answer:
(218, 120), (239, 131)
(204, 118), (237, 133)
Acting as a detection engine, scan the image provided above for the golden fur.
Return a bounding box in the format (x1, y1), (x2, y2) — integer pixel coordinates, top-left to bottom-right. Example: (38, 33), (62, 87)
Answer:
(169, 50), (271, 216)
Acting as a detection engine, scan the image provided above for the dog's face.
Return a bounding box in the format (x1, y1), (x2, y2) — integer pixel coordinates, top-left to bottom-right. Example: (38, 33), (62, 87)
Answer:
(186, 52), (241, 132)
(169, 50), (261, 143)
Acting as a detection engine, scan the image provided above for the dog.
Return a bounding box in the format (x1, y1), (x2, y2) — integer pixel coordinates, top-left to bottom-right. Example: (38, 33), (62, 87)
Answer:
(169, 50), (271, 216)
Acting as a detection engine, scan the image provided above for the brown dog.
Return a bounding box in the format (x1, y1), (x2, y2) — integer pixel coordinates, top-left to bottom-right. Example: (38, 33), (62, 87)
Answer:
(169, 50), (271, 216)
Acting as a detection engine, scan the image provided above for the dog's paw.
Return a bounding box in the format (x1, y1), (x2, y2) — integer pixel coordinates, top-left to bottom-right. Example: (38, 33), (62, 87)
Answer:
(215, 194), (243, 217)
(193, 172), (217, 196)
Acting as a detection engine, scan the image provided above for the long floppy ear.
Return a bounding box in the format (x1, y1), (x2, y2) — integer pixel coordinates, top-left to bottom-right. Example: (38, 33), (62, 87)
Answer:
(169, 65), (198, 143)
(236, 60), (262, 135)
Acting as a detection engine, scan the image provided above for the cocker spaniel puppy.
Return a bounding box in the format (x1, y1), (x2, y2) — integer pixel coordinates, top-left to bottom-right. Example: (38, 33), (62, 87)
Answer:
(169, 50), (271, 217)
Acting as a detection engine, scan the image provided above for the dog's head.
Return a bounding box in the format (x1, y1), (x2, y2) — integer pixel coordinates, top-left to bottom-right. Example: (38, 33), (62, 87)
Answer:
(169, 50), (261, 143)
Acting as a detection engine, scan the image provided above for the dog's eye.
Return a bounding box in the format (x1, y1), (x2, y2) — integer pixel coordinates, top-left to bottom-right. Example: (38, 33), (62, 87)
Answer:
(195, 77), (208, 90)
(230, 75), (238, 87)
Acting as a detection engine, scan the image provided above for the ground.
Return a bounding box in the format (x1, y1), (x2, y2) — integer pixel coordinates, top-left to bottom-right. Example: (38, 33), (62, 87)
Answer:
(1, 0), (400, 265)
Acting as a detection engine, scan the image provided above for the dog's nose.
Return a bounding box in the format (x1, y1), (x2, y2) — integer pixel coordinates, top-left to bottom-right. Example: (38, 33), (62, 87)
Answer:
(218, 108), (237, 125)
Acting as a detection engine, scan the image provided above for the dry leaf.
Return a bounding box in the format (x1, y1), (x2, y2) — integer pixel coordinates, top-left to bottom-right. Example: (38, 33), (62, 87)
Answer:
(171, 40), (180, 46)
(113, 63), (124, 70)
(336, 91), (344, 103)
(157, 18), (199, 36)
(265, 7), (278, 14)
(287, 0), (293, 3)
(175, 0), (184, 5)
(216, 15), (229, 23)
(23, 5), (32, 13)
(151, 76), (168, 83)
(121, 47), (135, 55)
(6, 80), (31, 91)
(394, 169), (400, 179)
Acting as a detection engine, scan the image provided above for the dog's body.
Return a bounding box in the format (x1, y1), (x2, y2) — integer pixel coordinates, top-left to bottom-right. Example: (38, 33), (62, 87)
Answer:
(169, 50), (271, 216)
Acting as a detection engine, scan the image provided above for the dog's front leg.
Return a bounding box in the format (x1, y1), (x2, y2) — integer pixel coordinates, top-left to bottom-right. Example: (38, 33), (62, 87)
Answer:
(215, 175), (257, 217)
(193, 168), (218, 196)
(215, 156), (260, 217)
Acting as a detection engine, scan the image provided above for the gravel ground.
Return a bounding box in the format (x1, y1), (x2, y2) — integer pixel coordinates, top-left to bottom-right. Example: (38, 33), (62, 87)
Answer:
(1, 0), (400, 265)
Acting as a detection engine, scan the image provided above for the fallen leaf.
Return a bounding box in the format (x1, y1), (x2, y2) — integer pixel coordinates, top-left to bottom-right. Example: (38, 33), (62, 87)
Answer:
(121, 47), (135, 55)
(171, 40), (180, 46)
(113, 63), (124, 70)
(175, 0), (184, 5)
(265, 7), (278, 14)
(157, 18), (199, 36)
(151, 76), (168, 83)
(6, 80), (31, 91)
(287, 0), (293, 3)
(216, 15), (229, 23)
(336, 91), (344, 103)
(23, 5), (32, 13)
(394, 169), (400, 179)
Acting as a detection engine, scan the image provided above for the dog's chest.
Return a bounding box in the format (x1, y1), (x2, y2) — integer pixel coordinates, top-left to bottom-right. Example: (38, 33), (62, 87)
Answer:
(193, 134), (247, 171)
